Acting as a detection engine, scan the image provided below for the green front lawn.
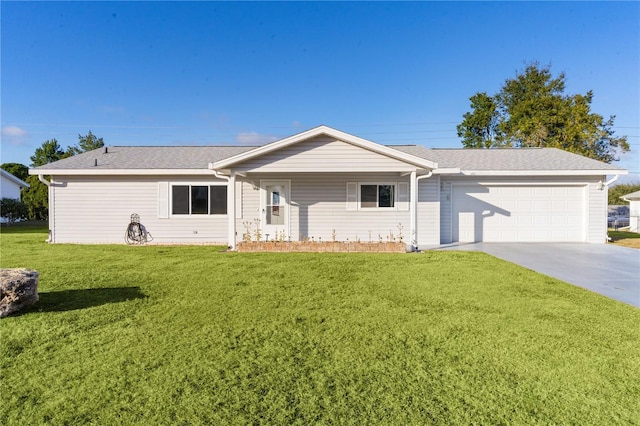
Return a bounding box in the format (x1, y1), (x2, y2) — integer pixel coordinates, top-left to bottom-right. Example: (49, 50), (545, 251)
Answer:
(2, 227), (639, 424)
(608, 229), (640, 249)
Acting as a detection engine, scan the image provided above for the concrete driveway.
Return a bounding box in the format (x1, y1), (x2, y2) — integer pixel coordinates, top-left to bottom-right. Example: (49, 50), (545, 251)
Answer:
(434, 243), (640, 308)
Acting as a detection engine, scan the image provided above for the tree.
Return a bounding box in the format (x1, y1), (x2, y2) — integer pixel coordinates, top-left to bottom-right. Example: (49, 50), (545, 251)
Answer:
(21, 176), (49, 220)
(0, 163), (29, 181)
(457, 63), (630, 163)
(30, 138), (70, 167)
(67, 131), (104, 156)
(457, 92), (499, 149)
(0, 198), (28, 224)
(608, 183), (640, 206)
(23, 133), (105, 220)
(24, 139), (70, 220)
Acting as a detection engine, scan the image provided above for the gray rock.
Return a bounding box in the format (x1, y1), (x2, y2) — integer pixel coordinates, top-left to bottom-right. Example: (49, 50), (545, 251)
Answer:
(0, 268), (39, 318)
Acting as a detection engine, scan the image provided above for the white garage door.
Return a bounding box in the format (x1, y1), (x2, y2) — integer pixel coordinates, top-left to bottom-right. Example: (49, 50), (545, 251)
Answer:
(452, 185), (585, 242)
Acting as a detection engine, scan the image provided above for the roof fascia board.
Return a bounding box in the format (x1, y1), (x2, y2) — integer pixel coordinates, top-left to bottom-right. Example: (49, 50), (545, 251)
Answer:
(432, 168), (462, 174)
(212, 125), (438, 170)
(456, 169), (628, 176)
(28, 169), (216, 176)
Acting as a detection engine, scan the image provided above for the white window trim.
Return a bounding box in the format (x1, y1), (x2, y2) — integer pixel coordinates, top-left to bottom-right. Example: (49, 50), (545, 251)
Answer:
(170, 182), (229, 217)
(358, 182), (398, 211)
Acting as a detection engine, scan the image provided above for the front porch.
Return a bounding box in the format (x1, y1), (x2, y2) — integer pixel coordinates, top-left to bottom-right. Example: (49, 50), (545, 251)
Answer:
(229, 173), (425, 250)
(208, 126), (439, 250)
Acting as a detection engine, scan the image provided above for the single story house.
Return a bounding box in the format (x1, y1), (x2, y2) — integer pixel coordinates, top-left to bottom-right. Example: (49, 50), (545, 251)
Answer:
(1, 169), (29, 224)
(30, 125), (627, 249)
(1, 169), (29, 200)
(621, 190), (640, 233)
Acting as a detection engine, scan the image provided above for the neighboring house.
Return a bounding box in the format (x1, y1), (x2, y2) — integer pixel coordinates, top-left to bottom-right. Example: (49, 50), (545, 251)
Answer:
(29, 125), (627, 248)
(0, 169), (30, 223)
(1, 169), (29, 200)
(621, 190), (640, 233)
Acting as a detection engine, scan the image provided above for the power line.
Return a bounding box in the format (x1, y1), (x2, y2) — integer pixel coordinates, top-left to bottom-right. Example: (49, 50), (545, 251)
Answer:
(10, 123), (183, 129)
(265, 121), (461, 129)
(358, 129), (456, 135)
(370, 137), (461, 142)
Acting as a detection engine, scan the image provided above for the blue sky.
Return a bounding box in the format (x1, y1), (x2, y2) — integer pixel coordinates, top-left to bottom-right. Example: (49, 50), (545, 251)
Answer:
(2, 1), (639, 180)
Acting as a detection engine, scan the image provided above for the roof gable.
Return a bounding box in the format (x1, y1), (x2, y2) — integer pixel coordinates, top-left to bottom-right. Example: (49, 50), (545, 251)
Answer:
(212, 125), (437, 171)
(1, 169), (29, 187)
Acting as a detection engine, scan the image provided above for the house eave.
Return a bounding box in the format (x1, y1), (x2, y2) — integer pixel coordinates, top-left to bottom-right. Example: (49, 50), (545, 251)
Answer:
(28, 168), (215, 176)
(451, 169), (628, 177)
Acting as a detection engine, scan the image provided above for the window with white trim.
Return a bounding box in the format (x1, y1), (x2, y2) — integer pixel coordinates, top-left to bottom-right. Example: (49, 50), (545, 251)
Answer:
(360, 184), (395, 208)
(171, 185), (227, 215)
(346, 181), (409, 211)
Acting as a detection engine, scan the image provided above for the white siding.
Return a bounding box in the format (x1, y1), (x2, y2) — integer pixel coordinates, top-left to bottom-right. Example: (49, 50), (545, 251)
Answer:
(1, 174), (23, 200)
(237, 180), (261, 239)
(440, 181), (452, 244)
(629, 200), (640, 233)
(235, 173), (412, 243)
(234, 136), (418, 173)
(587, 178), (607, 243)
(51, 175), (229, 244)
(48, 173), (609, 246)
(417, 175), (440, 246)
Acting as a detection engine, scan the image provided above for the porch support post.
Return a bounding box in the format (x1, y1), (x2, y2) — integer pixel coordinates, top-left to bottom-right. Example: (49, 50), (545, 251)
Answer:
(410, 170), (417, 250)
(227, 172), (236, 250)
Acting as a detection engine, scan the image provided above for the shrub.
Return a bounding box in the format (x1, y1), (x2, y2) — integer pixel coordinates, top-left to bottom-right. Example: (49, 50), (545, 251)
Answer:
(0, 198), (28, 224)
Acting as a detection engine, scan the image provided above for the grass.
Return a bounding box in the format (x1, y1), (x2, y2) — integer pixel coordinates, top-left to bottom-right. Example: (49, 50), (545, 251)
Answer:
(608, 229), (640, 249)
(2, 226), (639, 424)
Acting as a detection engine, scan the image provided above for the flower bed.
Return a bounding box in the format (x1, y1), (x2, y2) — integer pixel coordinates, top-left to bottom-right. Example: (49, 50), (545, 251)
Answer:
(236, 241), (407, 253)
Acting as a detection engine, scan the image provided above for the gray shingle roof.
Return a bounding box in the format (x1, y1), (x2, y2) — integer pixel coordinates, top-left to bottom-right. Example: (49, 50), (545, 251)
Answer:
(33, 146), (256, 170)
(390, 145), (624, 171)
(32, 143), (624, 173)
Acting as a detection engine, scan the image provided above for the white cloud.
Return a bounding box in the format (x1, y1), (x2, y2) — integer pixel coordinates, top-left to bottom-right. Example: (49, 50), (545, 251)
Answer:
(1, 126), (28, 145)
(2, 126), (27, 137)
(235, 131), (278, 146)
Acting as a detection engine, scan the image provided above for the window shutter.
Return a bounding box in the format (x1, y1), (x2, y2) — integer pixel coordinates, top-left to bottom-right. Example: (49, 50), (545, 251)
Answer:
(346, 182), (358, 211)
(158, 182), (169, 218)
(397, 182), (409, 211)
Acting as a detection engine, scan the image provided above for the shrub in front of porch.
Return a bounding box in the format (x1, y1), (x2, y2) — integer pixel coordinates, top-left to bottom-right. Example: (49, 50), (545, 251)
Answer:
(236, 241), (406, 253)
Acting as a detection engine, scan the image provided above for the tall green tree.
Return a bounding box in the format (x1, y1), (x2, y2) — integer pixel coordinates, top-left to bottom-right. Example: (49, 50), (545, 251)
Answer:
(30, 138), (70, 167)
(457, 92), (499, 149)
(23, 133), (106, 220)
(0, 163), (29, 181)
(25, 138), (71, 220)
(457, 63), (630, 163)
(608, 183), (640, 206)
(21, 175), (49, 220)
(67, 131), (104, 155)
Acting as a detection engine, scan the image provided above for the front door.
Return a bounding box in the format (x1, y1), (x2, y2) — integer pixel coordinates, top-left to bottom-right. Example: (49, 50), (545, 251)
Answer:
(261, 180), (290, 241)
